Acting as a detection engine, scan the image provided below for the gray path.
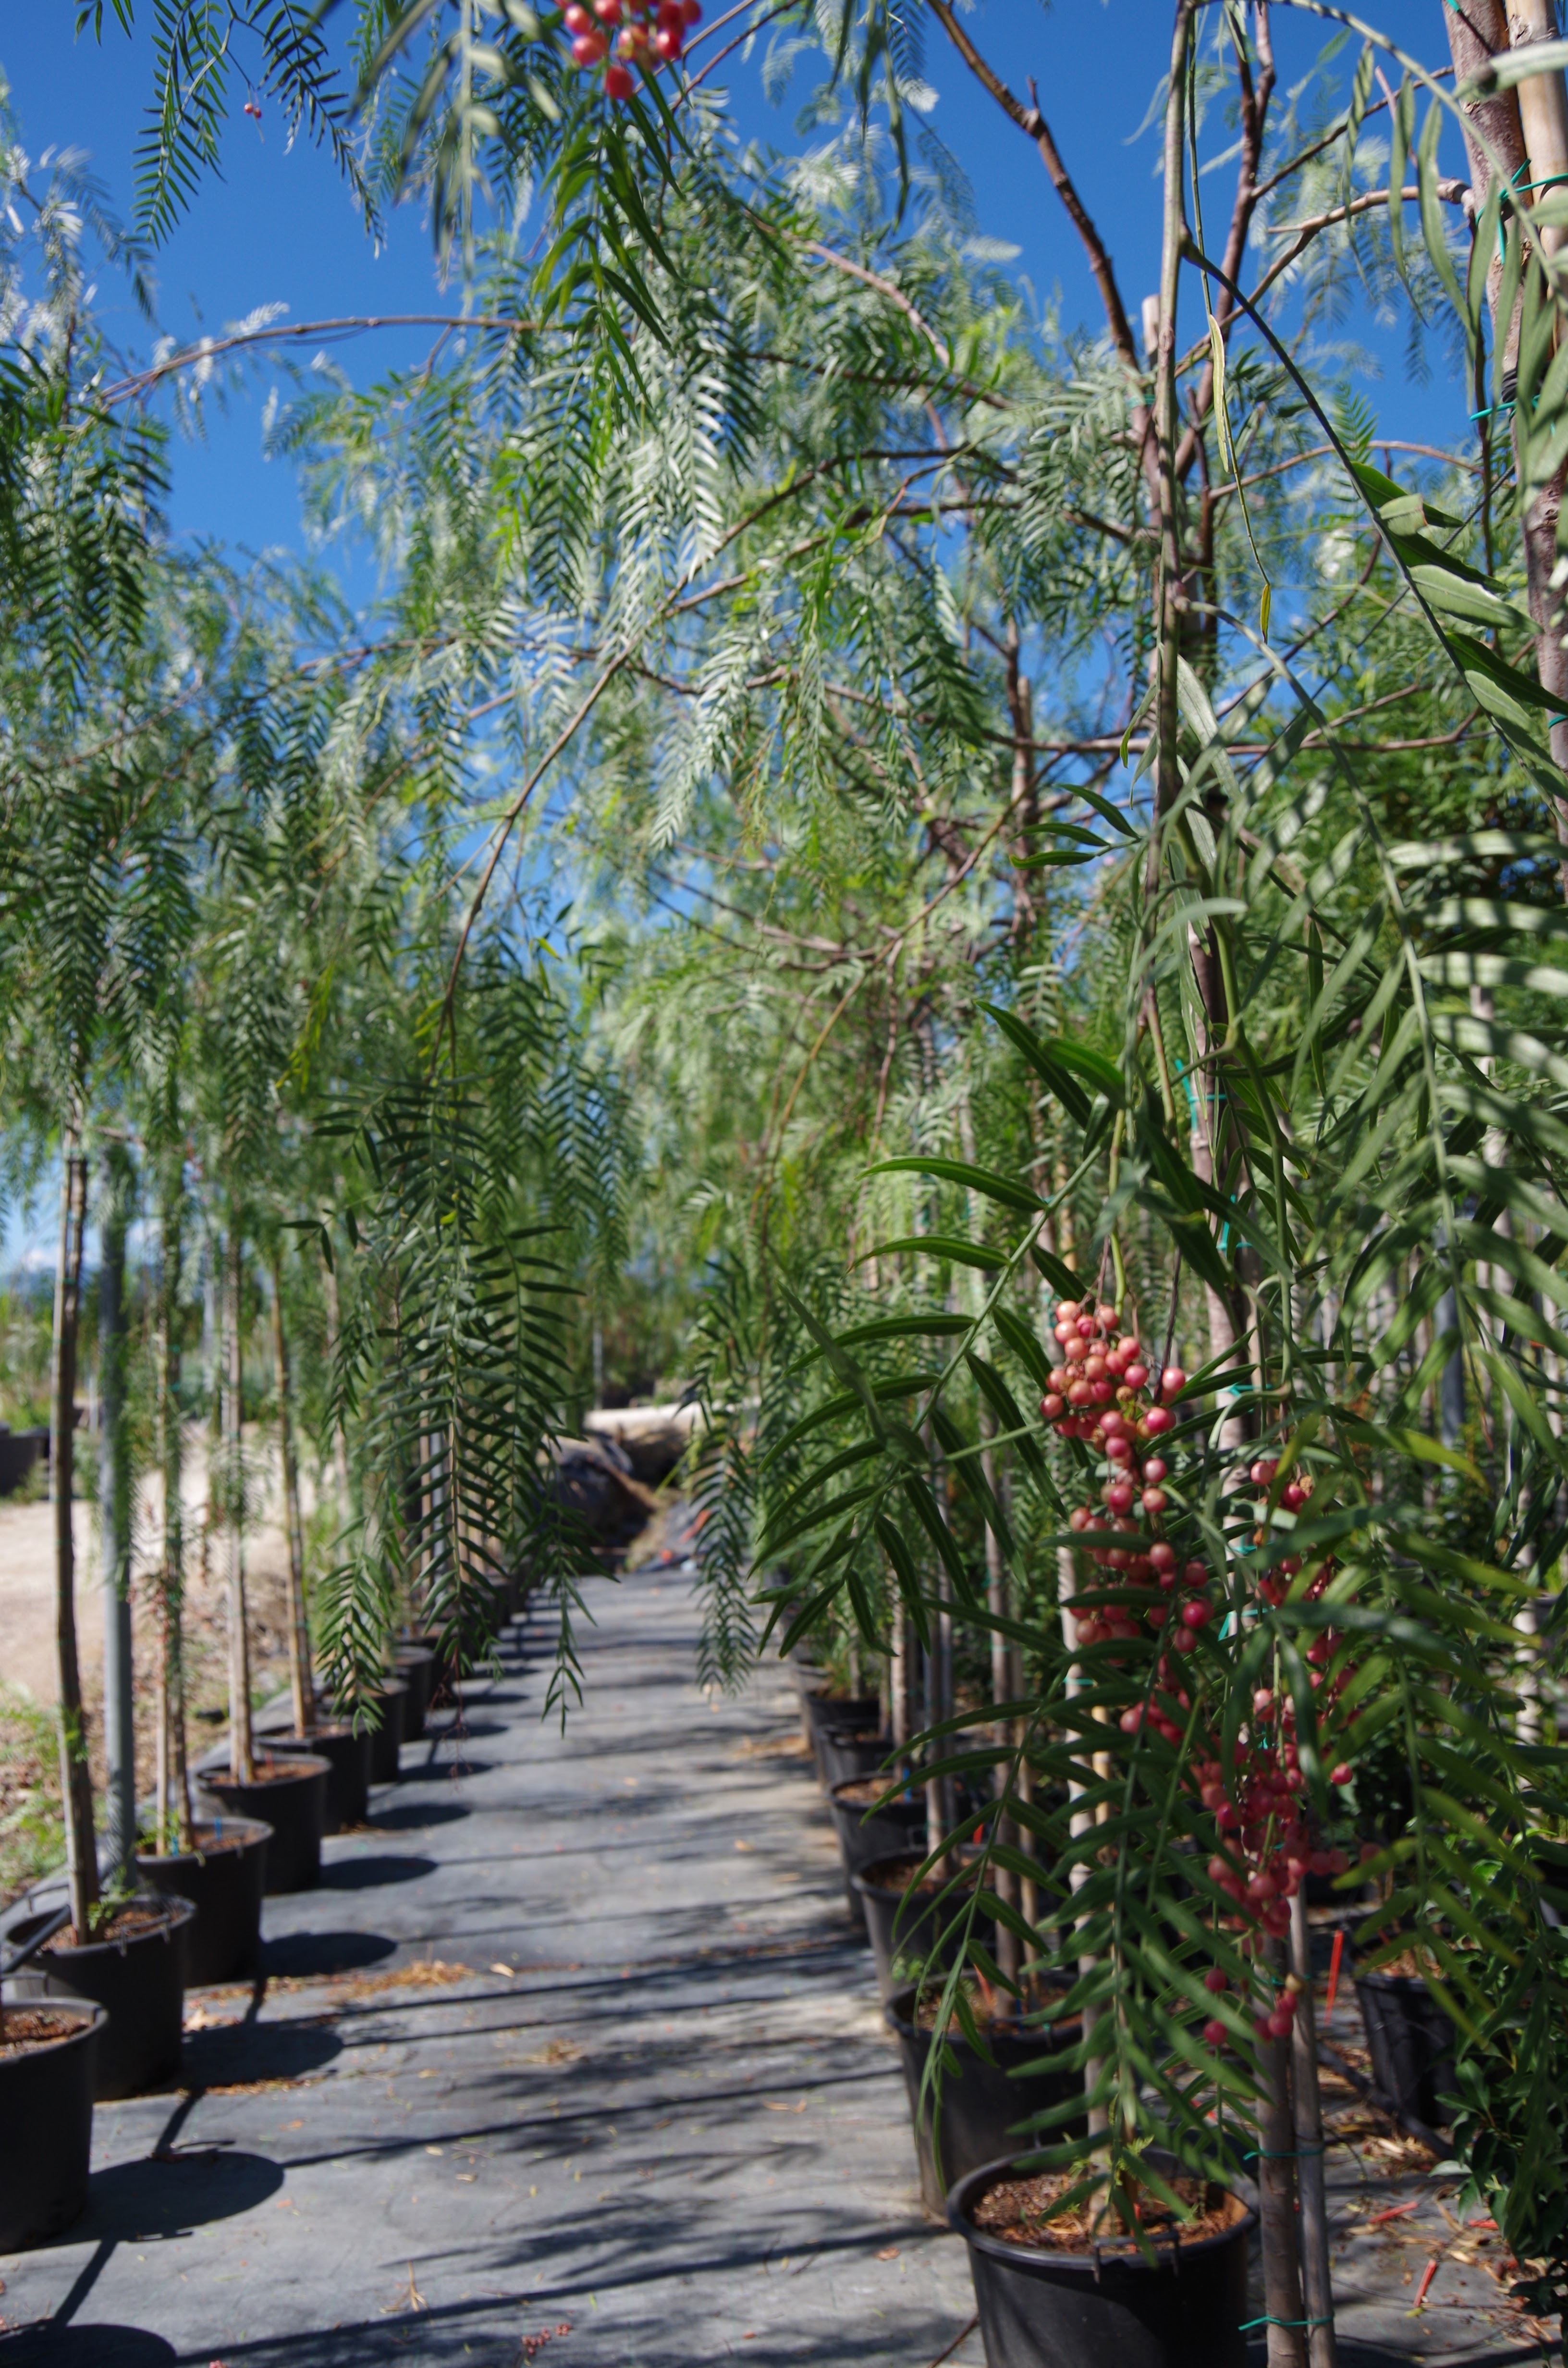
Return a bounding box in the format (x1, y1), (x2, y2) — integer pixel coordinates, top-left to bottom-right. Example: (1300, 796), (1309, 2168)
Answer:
(0, 1566), (983, 2368)
(0, 1560), (1547, 2368)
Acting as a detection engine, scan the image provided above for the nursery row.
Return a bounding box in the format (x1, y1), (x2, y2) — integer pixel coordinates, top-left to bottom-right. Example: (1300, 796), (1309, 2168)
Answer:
(0, 1568), (528, 2257)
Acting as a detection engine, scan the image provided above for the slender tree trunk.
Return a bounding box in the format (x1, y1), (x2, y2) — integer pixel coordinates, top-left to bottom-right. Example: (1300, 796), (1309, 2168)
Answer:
(154, 1651), (169, 1857)
(1290, 1893), (1337, 2367)
(1442, 0), (1568, 878)
(98, 1162), (135, 1885)
(980, 1423), (1020, 1999)
(1260, 1935), (1309, 2368)
(891, 1593), (910, 1753)
(322, 1253), (353, 1510)
(53, 1144), (98, 1938)
(270, 1255), (312, 1736)
(158, 1177), (192, 1850)
(226, 1225), (254, 1782)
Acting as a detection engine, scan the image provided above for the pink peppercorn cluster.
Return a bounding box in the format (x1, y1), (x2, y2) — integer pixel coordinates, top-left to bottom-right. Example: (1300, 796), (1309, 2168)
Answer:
(564, 0), (701, 99)
(1039, 1296), (1209, 1654)
(1041, 1299), (1359, 2053)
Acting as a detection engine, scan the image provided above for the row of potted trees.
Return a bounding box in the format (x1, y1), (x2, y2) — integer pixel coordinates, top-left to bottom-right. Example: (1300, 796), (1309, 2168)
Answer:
(791, 1581), (1474, 2368)
(0, 1559), (525, 2257)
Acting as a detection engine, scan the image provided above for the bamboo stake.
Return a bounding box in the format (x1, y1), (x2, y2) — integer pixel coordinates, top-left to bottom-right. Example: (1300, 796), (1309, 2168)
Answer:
(154, 1649), (169, 1856)
(98, 1168), (135, 1885)
(158, 1180), (193, 1852)
(1260, 1936), (1309, 2368)
(53, 1143), (98, 1939)
(1290, 1892), (1337, 2368)
(270, 1255), (313, 1737)
(226, 1225), (254, 1782)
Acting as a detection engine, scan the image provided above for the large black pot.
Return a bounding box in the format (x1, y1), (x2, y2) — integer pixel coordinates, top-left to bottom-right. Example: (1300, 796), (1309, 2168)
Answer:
(8, 1897), (195, 2100)
(268, 1724), (372, 1833)
(198, 1755), (330, 1893)
(368, 1679), (407, 1785)
(889, 1983), (1082, 2216)
(949, 2156), (1257, 2368)
(407, 1627), (455, 1702)
(395, 1646), (435, 1741)
(820, 1724), (892, 1790)
(0, 2003), (104, 2247)
(1355, 1970), (1458, 2130)
(802, 1689), (879, 1776)
(828, 1778), (926, 1928)
(853, 1849), (974, 1997)
(135, 1817), (271, 1985)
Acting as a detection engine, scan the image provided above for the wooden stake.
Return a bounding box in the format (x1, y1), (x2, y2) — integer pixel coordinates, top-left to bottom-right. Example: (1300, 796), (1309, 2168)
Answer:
(1259, 1936), (1309, 2368)
(52, 1144), (98, 1939)
(270, 1254), (313, 1736)
(226, 1225), (254, 1782)
(1290, 1892), (1337, 2368)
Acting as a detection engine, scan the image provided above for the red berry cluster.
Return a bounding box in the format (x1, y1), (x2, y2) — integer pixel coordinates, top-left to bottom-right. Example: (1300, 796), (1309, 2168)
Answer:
(1039, 1296), (1183, 1444)
(564, 0), (700, 98)
(1039, 1298), (1207, 1655)
(1039, 1307), (1360, 2055)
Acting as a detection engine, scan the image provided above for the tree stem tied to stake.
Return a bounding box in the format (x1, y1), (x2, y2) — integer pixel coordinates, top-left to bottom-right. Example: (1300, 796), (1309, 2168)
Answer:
(53, 1141), (98, 1940)
(1154, 0), (1197, 875)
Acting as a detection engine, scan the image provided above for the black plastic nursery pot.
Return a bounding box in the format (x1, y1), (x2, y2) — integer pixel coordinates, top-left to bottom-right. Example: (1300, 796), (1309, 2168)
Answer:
(8, 1897), (195, 2100)
(1355, 1970), (1458, 2130)
(198, 1755), (330, 1893)
(0, 2003), (105, 2248)
(408, 1627), (455, 1701)
(819, 1723), (891, 1790)
(135, 1817), (271, 1985)
(395, 1646), (435, 1740)
(889, 1983), (1082, 2218)
(367, 1679), (407, 1785)
(801, 1690), (880, 1772)
(269, 1723), (373, 1834)
(853, 1850), (973, 1998)
(828, 1778), (926, 1928)
(948, 2156), (1257, 2368)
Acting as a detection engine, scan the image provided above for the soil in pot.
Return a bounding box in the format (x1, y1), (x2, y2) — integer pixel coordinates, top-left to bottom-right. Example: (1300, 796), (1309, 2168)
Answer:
(889, 1978), (1083, 2217)
(950, 2158), (1257, 2368)
(819, 1723), (891, 1790)
(268, 1723), (373, 1833)
(7, 1898), (195, 2100)
(198, 1755), (330, 1894)
(135, 1818), (271, 1985)
(1355, 1966), (1458, 2130)
(853, 1849), (976, 1998)
(395, 1646), (435, 1740)
(0, 2004), (105, 2248)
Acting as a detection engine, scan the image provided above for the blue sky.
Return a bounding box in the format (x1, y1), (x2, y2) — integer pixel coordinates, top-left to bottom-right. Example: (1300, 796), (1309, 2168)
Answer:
(2, 0), (1464, 574)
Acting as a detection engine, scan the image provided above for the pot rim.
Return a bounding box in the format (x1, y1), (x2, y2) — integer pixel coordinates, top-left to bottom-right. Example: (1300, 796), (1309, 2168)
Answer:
(200, 1752), (334, 1785)
(135, 1815), (275, 1867)
(1353, 1967), (1442, 1995)
(947, 2154), (1259, 2272)
(830, 1776), (922, 1813)
(885, 1980), (1080, 2049)
(850, 1848), (978, 1898)
(8, 1892), (197, 1959)
(0, 1999), (108, 2057)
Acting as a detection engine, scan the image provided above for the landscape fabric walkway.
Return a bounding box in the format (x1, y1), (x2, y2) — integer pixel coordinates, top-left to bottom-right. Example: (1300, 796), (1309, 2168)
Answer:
(0, 1559), (1549, 2368)
(0, 1565), (980, 2368)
